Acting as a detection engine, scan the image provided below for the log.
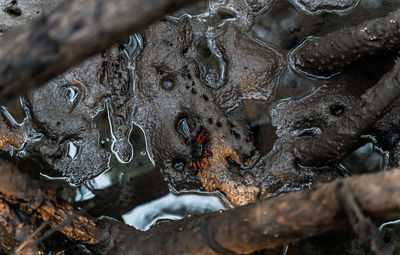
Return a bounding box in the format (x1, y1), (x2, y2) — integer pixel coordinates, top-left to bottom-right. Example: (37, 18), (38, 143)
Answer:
(290, 9), (400, 77)
(0, 0), (203, 105)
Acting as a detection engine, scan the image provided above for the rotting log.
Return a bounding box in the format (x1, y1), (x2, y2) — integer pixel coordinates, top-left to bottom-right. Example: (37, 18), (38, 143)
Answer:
(2, 160), (400, 254)
(0, 0), (203, 105)
(294, 58), (400, 166)
(290, 9), (400, 77)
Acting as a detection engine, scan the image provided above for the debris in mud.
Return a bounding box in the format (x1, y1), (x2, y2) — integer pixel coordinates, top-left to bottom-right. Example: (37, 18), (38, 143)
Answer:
(23, 58), (111, 184)
(1, 0), (399, 208)
(2, 0), (400, 254)
(0, 41), (139, 183)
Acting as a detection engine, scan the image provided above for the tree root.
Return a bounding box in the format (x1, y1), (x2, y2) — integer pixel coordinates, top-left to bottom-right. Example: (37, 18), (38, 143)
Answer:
(336, 181), (395, 255)
(90, 169), (400, 254)
(290, 9), (400, 77)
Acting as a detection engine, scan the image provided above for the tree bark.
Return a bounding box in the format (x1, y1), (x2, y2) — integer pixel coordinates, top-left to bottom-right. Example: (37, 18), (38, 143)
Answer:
(0, 0), (203, 105)
(290, 9), (400, 77)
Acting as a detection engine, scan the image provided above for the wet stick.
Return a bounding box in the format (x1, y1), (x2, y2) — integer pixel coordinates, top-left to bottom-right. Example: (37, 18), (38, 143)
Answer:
(90, 169), (400, 254)
(290, 9), (400, 77)
(0, 0), (203, 105)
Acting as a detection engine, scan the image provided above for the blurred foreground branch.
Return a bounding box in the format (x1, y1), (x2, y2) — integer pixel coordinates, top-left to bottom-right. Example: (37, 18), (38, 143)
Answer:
(0, 0), (202, 105)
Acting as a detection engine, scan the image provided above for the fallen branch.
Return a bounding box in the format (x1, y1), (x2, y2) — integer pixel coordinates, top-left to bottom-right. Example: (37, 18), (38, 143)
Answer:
(90, 169), (400, 254)
(294, 58), (400, 165)
(290, 9), (400, 77)
(0, 0), (203, 105)
(2, 160), (400, 254)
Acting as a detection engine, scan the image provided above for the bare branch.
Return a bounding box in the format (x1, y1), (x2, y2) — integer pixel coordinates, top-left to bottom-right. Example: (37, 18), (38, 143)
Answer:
(290, 9), (400, 77)
(90, 169), (400, 254)
(0, 0), (203, 105)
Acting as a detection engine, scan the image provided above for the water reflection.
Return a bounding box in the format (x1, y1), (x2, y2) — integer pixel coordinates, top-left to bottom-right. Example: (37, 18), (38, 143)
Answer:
(379, 219), (400, 231)
(274, 68), (316, 100)
(341, 139), (389, 175)
(122, 190), (231, 231)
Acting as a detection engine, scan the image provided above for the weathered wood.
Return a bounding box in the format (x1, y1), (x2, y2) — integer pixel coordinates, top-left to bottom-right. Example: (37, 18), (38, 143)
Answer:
(0, 0), (203, 105)
(0, 160), (102, 249)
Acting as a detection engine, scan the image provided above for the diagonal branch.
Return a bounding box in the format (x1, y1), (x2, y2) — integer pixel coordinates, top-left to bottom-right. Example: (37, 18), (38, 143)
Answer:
(0, 0), (203, 105)
(91, 169), (400, 254)
(294, 58), (400, 166)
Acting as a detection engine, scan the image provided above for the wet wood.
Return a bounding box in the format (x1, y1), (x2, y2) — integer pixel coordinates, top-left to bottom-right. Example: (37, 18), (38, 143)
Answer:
(1, 160), (400, 254)
(92, 169), (400, 254)
(295, 58), (400, 165)
(291, 9), (400, 77)
(0, 0), (203, 105)
(0, 160), (102, 248)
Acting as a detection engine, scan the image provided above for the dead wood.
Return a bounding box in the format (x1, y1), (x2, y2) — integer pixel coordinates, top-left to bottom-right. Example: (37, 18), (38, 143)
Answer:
(336, 182), (395, 255)
(290, 9), (400, 77)
(0, 0), (203, 105)
(294, 58), (400, 166)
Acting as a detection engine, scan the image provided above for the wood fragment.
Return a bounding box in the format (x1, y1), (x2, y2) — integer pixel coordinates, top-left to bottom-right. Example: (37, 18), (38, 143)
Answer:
(336, 181), (395, 255)
(2, 161), (400, 254)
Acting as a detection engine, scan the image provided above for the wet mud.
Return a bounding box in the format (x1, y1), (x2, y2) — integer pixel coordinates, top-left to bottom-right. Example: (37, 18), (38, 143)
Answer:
(1, 0), (400, 206)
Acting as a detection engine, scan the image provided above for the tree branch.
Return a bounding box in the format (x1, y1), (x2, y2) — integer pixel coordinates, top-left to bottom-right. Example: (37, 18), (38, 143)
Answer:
(294, 58), (400, 165)
(290, 9), (400, 77)
(0, 0), (203, 105)
(90, 169), (400, 254)
(2, 161), (400, 254)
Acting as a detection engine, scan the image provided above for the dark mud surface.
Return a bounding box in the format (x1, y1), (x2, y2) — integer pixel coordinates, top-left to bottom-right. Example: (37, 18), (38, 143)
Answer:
(1, 0), (400, 254)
